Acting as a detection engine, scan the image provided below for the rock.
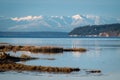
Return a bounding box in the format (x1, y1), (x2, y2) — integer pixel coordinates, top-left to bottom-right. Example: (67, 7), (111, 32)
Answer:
(0, 52), (38, 63)
(0, 52), (7, 59)
(86, 70), (101, 73)
(64, 48), (87, 52)
(0, 45), (87, 54)
(20, 54), (31, 58)
(0, 63), (80, 73)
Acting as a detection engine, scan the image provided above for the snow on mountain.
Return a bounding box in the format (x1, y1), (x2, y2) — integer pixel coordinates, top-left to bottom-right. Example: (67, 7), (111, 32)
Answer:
(71, 14), (83, 26)
(11, 16), (43, 21)
(0, 14), (120, 32)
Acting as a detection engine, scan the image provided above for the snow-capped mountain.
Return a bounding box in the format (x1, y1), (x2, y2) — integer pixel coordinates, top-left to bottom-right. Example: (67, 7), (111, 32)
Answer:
(0, 14), (120, 32)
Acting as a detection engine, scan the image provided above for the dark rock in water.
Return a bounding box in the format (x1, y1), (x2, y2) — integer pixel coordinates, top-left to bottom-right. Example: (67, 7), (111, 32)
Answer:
(40, 58), (56, 60)
(0, 52), (38, 63)
(0, 52), (81, 73)
(72, 68), (80, 71)
(64, 48), (86, 52)
(86, 70), (101, 73)
(30, 46), (64, 53)
(0, 62), (80, 73)
(0, 45), (87, 54)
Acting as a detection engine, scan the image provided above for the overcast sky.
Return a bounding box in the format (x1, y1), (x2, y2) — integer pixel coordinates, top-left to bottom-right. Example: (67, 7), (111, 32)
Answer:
(0, 0), (120, 17)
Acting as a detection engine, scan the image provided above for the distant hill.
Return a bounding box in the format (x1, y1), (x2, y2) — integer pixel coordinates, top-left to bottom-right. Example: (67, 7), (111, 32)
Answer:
(0, 32), (68, 38)
(69, 23), (120, 37)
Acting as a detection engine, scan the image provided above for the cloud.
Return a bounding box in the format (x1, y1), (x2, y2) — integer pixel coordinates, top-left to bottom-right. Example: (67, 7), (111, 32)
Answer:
(11, 16), (43, 21)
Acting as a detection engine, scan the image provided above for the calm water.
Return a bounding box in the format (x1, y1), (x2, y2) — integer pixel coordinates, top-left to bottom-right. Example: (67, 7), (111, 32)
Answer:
(0, 38), (120, 80)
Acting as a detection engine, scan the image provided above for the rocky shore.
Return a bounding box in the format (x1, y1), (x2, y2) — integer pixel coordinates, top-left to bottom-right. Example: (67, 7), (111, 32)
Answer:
(0, 52), (38, 63)
(0, 63), (80, 73)
(0, 52), (80, 73)
(0, 44), (87, 53)
(0, 43), (101, 74)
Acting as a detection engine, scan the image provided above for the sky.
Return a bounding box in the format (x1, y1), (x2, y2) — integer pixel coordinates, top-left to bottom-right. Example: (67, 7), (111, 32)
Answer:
(0, 0), (120, 17)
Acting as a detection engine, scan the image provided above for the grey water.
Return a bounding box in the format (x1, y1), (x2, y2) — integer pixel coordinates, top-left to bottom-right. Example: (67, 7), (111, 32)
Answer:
(0, 38), (120, 80)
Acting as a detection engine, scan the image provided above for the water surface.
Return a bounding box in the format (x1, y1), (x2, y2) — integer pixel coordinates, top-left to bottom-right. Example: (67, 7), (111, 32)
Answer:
(0, 38), (120, 80)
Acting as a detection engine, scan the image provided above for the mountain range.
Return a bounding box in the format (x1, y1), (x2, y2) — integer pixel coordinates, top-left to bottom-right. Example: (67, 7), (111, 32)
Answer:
(0, 14), (120, 32)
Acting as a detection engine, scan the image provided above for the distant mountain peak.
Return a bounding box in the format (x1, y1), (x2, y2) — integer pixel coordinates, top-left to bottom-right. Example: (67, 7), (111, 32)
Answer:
(72, 14), (83, 20)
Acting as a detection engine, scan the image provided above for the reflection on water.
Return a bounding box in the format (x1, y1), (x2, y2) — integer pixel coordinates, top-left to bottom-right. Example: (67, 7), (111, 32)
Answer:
(72, 52), (82, 58)
(0, 38), (120, 80)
